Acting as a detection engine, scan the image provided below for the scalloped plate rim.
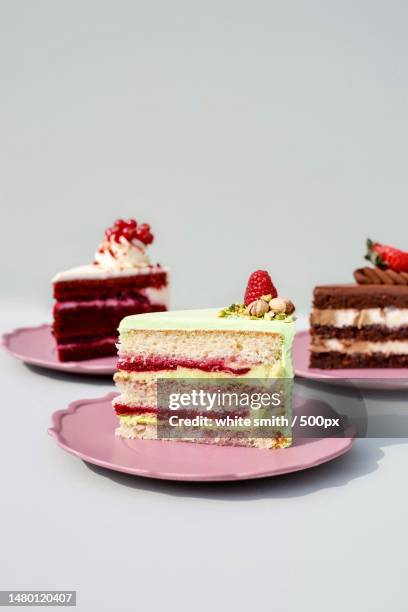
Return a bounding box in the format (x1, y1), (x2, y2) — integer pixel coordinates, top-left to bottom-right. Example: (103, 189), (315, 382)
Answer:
(47, 392), (355, 482)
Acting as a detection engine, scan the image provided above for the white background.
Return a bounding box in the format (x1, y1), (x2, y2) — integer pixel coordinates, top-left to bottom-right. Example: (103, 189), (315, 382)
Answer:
(1, 0), (408, 313)
(1, 1), (408, 611)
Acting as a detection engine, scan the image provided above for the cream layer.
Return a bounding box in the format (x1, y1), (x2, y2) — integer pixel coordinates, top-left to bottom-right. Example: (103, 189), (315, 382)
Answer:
(56, 286), (169, 310)
(311, 308), (408, 329)
(311, 338), (408, 355)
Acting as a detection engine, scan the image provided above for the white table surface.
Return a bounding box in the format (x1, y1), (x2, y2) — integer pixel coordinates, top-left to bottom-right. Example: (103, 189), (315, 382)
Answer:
(1, 300), (407, 612)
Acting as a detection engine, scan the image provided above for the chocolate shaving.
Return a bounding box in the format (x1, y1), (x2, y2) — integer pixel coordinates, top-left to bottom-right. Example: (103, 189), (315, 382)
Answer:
(353, 267), (408, 286)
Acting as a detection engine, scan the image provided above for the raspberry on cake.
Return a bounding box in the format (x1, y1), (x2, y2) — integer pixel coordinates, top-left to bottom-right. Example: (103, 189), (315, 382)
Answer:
(52, 218), (169, 361)
(244, 270), (278, 305)
(310, 239), (408, 369)
(113, 271), (296, 449)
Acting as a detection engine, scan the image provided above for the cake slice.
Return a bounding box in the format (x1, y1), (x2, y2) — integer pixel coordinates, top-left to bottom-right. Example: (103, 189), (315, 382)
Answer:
(310, 238), (408, 368)
(113, 270), (296, 449)
(52, 218), (169, 361)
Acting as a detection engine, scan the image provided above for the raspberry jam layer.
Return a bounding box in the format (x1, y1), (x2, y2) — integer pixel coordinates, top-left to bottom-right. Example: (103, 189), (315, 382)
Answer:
(114, 404), (157, 415)
(117, 356), (251, 375)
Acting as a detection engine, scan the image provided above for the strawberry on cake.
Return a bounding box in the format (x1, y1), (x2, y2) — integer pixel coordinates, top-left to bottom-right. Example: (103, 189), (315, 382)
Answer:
(113, 270), (296, 449)
(52, 218), (169, 361)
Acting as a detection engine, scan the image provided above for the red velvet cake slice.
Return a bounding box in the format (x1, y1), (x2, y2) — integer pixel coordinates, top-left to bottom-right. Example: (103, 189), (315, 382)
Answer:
(52, 219), (169, 361)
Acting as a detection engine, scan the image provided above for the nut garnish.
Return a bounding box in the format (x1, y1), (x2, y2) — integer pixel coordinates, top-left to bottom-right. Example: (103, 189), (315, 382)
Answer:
(217, 303), (247, 318)
(269, 297), (287, 313)
(283, 299), (295, 315)
(218, 295), (295, 321)
(246, 299), (270, 317)
(269, 297), (295, 315)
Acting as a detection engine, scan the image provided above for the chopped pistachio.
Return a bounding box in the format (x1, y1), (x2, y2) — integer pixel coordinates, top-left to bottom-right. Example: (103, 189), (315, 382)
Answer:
(218, 301), (294, 322)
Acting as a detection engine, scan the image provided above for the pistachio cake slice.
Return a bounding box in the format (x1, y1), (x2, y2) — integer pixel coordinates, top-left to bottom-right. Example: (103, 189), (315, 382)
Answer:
(113, 270), (296, 449)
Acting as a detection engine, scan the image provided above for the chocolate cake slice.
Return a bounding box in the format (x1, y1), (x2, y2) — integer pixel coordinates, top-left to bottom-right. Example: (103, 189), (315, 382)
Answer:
(310, 284), (408, 368)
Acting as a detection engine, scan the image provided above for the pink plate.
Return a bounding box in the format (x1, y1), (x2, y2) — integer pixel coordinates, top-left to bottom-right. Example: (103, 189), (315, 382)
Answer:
(48, 392), (354, 482)
(294, 330), (408, 390)
(2, 324), (117, 375)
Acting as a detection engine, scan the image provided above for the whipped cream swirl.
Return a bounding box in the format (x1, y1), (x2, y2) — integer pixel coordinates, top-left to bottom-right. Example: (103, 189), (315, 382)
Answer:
(94, 237), (150, 270)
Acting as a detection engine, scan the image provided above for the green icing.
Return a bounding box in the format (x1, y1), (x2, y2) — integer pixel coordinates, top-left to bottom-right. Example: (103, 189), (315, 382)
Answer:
(120, 308), (294, 333)
(119, 308), (295, 378)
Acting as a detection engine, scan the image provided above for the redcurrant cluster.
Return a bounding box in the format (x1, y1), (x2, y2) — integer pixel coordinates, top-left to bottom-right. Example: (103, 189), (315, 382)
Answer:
(104, 219), (154, 246)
